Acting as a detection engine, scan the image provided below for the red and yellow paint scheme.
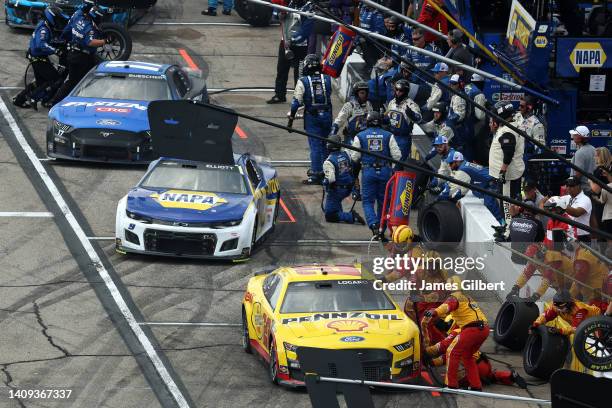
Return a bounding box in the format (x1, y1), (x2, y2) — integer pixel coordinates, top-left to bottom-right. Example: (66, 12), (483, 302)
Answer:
(241, 264), (421, 387)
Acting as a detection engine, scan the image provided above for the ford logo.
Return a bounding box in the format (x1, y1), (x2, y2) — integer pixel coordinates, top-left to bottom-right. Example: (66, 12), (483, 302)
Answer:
(100, 131), (113, 138)
(340, 336), (365, 343)
(96, 119), (121, 126)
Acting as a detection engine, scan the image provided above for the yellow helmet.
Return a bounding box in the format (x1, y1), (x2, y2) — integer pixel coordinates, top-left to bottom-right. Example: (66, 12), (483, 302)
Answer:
(392, 225), (413, 244)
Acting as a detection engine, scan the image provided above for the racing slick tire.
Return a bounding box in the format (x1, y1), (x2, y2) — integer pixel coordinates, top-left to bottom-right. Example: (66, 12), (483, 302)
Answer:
(493, 300), (539, 351)
(268, 338), (279, 384)
(573, 315), (612, 372)
(241, 308), (253, 354)
(418, 201), (463, 250)
(235, 0), (272, 27)
(97, 23), (133, 61)
(523, 325), (570, 380)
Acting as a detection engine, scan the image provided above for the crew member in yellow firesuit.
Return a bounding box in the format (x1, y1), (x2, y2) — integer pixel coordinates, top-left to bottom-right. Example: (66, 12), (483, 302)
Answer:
(571, 243), (609, 310)
(380, 225), (449, 344)
(422, 284), (489, 390)
(425, 328), (528, 389)
(531, 289), (601, 336)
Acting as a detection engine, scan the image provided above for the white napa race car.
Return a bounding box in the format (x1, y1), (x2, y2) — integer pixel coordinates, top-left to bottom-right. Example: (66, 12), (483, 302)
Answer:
(114, 100), (280, 260)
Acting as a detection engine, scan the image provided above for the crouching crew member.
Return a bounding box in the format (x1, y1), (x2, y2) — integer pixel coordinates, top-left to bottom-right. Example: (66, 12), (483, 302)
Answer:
(422, 286), (490, 390)
(532, 289), (601, 336)
(322, 134), (365, 225)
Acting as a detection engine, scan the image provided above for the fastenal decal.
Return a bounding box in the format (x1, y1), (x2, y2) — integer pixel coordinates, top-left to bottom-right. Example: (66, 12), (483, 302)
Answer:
(96, 119), (121, 126)
(281, 312), (402, 324)
(62, 101), (148, 111)
(150, 190), (228, 211)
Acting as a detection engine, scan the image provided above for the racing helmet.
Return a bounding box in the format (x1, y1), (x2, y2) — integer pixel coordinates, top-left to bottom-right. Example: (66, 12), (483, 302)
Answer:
(43, 6), (68, 30)
(392, 225), (413, 244)
(326, 133), (341, 152)
(302, 54), (322, 76)
(82, 0), (96, 13)
(386, 15), (402, 25)
(394, 79), (410, 93)
(88, 6), (105, 24)
(553, 289), (574, 311)
(352, 81), (369, 97)
(494, 101), (515, 121)
(366, 111), (381, 127)
(432, 101), (448, 120)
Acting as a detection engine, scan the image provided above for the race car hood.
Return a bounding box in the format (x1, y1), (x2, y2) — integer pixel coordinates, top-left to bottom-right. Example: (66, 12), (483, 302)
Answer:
(126, 187), (251, 222)
(52, 98), (150, 133)
(279, 311), (409, 340)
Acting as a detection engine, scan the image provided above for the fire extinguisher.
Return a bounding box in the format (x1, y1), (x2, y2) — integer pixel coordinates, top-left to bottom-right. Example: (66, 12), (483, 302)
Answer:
(379, 171), (417, 236)
(321, 26), (356, 78)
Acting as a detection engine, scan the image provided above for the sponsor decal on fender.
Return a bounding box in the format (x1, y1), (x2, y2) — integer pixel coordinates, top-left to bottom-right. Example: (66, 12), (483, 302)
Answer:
(150, 190), (228, 211)
(281, 312), (402, 324)
(62, 101), (147, 111)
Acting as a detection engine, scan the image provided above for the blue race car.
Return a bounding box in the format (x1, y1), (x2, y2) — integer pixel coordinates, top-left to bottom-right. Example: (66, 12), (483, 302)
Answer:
(5, 0), (155, 28)
(115, 100), (280, 260)
(46, 60), (209, 163)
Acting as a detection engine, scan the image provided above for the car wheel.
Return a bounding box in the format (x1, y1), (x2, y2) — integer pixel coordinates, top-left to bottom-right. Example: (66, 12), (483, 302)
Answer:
(493, 300), (539, 351)
(573, 315), (612, 372)
(234, 0), (272, 27)
(270, 194), (280, 233)
(523, 325), (570, 379)
(268, 338), (278, 384)
(249, 218), (258, 253)
(241, 309), (252, 354)
(97, 23), (132, 61)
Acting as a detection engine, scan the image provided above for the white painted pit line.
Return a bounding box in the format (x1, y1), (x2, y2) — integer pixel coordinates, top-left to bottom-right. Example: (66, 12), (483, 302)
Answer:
(0, 212), (53, 217)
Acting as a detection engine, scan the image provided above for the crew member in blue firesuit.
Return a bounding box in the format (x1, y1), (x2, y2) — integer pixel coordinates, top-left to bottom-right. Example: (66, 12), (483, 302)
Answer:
(439, 151), (504, 224)
(349, 112), (402, 237)
(322, 134), (366, 225)
(47, 5), (107, 106)
(332, 81), (374, 144)
(358, 3), (386, 72)
(384, 15), (412, 60)
(288, 54), (333, 185)
(403, 27), (441, 85)
(464, 73), (489, 164)
(13, 6), (68, 109)
(385, 79), (422, 162)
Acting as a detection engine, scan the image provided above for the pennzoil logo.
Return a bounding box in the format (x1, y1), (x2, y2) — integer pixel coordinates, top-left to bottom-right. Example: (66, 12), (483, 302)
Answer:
(281, 312), (402, 324)
(327, 35), (345, 66)
(399, 180), (413, 216)
(150, 190), (227, 211)
(327, 320), (368, 332)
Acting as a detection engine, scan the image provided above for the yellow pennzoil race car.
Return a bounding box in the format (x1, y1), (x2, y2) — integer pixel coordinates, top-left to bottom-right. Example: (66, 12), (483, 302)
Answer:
(241, 264), (421, 386)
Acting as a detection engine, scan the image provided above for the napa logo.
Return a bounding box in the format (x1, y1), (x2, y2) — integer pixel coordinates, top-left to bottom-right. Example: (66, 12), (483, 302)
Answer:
(570, 42), (607, 72)
(399, 180), (414, 216)
(150, 190), (227, 211)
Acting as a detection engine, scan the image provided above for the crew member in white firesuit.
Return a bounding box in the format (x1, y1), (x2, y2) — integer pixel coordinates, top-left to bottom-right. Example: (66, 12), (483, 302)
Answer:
(464, 73), (489, 164)
(447, 74), (471, 159)
(425, 135), (456, 192)
(515, 95), (546, 179)
(421, 101), (454, 141)
(488, 101), (525, 226)
(424, 62), (450, 112)
(385, 79), (422, 162)
(331, 81), (373, 144)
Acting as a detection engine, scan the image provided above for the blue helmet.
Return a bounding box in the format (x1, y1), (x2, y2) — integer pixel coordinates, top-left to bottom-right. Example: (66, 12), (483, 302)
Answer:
(432, 135), (448, 146)
(446, 150), (464, 164)
(43, 6), (68, 29)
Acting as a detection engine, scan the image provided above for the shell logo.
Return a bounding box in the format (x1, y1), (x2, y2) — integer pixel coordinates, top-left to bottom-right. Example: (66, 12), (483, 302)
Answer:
(150, 190), (227, 211)
(326, 319), (368, 332)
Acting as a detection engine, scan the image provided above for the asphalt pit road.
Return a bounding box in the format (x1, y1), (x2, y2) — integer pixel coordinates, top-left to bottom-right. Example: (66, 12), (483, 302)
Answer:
(132, 28), (204, 41)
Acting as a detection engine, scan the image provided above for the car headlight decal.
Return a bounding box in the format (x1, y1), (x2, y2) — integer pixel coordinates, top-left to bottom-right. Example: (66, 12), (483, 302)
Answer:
(393, 339), (414, 352)
(52, 120), (72, 138)
(126, 210), (152, 224)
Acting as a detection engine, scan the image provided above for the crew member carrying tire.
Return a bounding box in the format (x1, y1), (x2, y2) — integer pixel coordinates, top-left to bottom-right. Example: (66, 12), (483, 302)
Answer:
(422, 285), (490, 390)
(425, 328), (528, 389)
(531, 289), (601, 337)
(13, 6), (68, 110)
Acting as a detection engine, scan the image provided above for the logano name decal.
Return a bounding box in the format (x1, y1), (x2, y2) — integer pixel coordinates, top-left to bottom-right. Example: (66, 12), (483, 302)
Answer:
(150, 190), (228, 211)
(281, 312), (402, 324)
(61, 101), (148, 111)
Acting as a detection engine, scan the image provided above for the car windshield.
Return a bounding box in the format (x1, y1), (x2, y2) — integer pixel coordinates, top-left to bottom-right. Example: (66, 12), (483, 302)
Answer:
(280, 280), (395, 314)
(141, 161), (248, 194)
(72, 73), (171, 101)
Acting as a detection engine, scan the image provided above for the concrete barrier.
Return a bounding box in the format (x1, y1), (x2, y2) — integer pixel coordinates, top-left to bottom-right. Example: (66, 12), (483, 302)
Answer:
(460, 193), (548, 302)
